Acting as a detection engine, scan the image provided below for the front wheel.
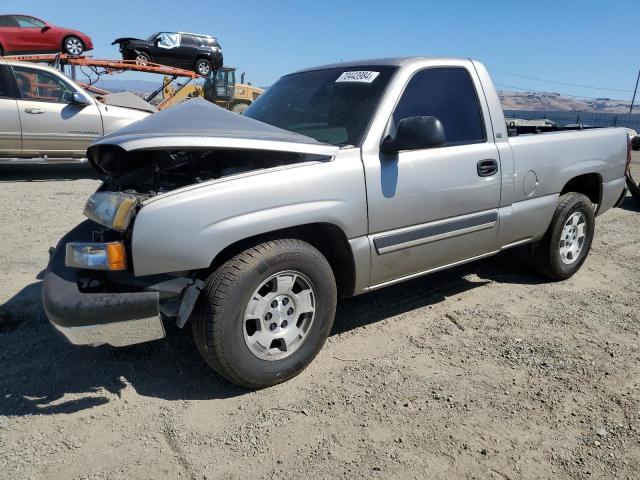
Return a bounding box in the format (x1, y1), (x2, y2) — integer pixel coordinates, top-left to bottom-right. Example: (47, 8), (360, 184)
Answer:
(627, 175), (640, 203)
(133, 51), (151, 66)
(192, 239), (337, 388)
(528, 192), (595, 280)
(63, 36), (85, 56)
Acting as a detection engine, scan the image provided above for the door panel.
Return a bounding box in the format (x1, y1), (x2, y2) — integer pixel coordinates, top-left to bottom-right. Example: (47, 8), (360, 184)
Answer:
(0, 98), (21, 155)
(13, 16), (56, 52)
(13, 65), (102, 158)
(18, 100), (101, 157)
(1, 26), (22, 52)
(152, 33), (181, 64)
(363, 66), (502, 287)
(365, 142), (501, 285)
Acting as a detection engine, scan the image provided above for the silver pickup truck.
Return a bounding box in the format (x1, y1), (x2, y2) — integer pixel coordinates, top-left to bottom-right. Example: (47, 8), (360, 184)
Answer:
(43, 57), (630, 388)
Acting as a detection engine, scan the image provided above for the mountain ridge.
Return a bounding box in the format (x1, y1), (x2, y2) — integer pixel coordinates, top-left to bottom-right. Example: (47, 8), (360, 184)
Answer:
(86, 79), (636, 114)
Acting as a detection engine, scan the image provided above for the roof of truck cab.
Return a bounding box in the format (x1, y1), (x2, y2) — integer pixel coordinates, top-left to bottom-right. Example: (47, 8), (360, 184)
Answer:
(291, 56), (470, 74)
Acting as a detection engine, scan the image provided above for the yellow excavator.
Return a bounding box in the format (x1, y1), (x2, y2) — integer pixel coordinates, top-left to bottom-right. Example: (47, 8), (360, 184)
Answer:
(159, 67), (264, 112)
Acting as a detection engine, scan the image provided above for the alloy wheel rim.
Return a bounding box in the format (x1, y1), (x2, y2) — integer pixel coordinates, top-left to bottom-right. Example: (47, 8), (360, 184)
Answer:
(198, 62), (210, 75)
(135, 54), (148, 65)
(243, 270), (316, 361)
(66, 38), (83, 55)
(559, 211), (587, 265)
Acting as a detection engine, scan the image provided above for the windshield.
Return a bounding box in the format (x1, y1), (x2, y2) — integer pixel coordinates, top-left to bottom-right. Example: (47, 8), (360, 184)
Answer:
(146, 32), (159, 41)
(244, 66), (397, 146)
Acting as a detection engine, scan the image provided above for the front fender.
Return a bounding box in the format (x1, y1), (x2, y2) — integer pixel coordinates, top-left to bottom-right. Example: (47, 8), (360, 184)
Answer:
(130, 150), (367, 276)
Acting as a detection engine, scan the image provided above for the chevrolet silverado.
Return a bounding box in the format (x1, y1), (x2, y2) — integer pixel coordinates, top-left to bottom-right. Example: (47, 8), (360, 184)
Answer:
(43, 57), (630, 388)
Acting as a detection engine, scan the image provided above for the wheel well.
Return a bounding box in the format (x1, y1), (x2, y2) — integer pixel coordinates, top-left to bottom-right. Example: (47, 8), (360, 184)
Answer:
(61, 35), (83, 47)
(560, 173), (602, 208)
(207, 223), (357, 298)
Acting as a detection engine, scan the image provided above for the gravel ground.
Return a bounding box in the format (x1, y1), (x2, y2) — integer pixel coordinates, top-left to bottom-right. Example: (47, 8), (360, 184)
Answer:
(1, 157), (639, 480)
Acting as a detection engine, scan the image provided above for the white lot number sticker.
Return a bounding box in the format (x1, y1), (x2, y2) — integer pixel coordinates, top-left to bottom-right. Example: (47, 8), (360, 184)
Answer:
(336, 71), (380, 83)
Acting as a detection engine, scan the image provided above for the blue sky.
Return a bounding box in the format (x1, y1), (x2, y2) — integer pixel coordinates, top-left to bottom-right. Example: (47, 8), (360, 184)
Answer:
(6, 0), (639, 100)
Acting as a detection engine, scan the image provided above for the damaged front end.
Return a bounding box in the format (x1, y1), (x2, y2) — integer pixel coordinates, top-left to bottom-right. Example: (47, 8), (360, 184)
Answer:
(88, 144), (328, 195)
(43, 99), (338, 347)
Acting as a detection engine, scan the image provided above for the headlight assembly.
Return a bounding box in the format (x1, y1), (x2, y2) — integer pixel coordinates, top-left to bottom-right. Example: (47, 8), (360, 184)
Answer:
(83, 192), (138, 231)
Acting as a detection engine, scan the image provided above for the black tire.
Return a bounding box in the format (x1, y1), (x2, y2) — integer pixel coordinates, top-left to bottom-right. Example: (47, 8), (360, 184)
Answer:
(63, 36), (85, 56)
(195, 58), (212, 76)
(626, 175), (640, 203)
(231, 103), (249, 115)
(528, 192), (595, 280)
(192, 239), (337, 389)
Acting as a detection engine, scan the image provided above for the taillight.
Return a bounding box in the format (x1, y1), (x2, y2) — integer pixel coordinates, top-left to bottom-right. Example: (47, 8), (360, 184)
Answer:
(626, 135), (632, 176)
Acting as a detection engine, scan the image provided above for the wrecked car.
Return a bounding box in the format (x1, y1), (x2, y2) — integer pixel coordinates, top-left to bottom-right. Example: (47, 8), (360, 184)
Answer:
(112, 32), (223, 76)
(43, 57), (629, 388)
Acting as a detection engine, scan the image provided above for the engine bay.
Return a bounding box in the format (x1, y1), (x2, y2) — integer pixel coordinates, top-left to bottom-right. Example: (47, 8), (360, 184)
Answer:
(89, 145), (330, 195)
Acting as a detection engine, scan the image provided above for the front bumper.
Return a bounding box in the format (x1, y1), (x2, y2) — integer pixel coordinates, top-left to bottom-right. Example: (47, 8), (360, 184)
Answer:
(43, 220), (165, 347)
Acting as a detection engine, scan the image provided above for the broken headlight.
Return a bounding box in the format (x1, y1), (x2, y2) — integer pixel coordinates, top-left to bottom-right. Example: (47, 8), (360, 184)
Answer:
(83, 192), (138, 231)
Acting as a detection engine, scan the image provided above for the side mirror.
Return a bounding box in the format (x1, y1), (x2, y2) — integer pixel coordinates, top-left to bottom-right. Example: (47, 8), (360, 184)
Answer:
(71, 92), (92, 106)
(380, 116), (445, 154)
(41, 24), (52, 32)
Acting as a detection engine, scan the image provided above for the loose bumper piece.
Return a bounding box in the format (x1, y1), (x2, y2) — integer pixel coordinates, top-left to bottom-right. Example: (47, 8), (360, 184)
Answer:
(43, 220), (165, 347)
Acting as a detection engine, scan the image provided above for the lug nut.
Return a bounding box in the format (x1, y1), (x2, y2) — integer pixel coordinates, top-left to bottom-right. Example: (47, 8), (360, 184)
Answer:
(271, 300), (278, 308)
(282, 297), (289, 306)
(265, 312), (272, 320)
(281, 320), (288, 328)
(269, 323), (277, 331)
(287, 308), (294, 315)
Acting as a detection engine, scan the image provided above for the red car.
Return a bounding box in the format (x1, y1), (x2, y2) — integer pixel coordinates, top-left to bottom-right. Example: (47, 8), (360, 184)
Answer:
(0, 14), (93, 56)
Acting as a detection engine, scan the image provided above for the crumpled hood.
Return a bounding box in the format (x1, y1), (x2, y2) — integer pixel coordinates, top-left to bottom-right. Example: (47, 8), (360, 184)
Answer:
(111, 37), (144, 45)
(90, 99), (338, 157)
(101, 91), (157, 113)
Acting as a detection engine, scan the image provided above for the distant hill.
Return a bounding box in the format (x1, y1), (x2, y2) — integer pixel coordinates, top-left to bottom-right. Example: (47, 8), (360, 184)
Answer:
(499, 90), (633, 113)
(79, 78), (634, 114)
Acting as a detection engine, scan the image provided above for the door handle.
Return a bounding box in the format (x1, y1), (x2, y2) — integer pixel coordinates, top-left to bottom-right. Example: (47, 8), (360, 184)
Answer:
(477, 159), (498, 177)
(25, 108), (45, 114)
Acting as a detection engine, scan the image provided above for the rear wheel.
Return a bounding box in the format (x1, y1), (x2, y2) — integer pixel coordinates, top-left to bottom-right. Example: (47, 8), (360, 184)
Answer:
(192, 239), (337, 389)
(195, 58), (211, 76)
(63, 36), (85, 55)
(528, 192), (595, 280)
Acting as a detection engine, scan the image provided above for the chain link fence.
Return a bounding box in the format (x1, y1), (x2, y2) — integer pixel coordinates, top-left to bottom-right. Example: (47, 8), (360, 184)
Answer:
(504, 110), (640, 131)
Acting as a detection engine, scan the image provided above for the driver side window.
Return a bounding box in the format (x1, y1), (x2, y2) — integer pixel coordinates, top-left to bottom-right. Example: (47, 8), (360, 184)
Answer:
(156, 33), (180, 49)
(393, 67), (486, 146)
(14, 16), (45, 28)
(13, 66), (75, 103)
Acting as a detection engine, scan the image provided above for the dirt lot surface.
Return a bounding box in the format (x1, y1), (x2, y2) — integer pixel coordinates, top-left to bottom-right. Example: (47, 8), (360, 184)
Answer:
(1, 158), (639, 480)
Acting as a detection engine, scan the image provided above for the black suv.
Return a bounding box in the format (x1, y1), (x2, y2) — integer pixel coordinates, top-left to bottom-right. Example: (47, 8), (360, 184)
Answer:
(112, 32), (223, 75)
